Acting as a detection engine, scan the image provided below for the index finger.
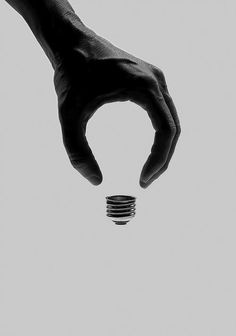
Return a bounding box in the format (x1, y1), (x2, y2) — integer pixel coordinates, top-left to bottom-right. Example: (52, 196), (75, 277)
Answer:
(130, 87), (177, 187)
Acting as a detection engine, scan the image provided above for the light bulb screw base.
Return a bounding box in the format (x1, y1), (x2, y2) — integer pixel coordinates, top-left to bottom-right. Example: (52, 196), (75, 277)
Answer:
(106, 195), (136, 225)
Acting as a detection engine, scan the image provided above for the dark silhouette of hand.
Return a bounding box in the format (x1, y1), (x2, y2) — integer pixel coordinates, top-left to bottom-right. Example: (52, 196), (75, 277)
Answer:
(53, 27), (181, 188)
(5, 0), (180, 188)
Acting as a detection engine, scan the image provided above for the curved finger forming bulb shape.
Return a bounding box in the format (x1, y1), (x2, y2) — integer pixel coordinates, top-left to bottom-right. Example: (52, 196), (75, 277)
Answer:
(106, 195), (136, 225)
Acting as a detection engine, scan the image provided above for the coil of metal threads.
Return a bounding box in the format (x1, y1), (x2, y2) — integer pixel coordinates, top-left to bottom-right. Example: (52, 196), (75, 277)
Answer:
(106, 195), (136, 225)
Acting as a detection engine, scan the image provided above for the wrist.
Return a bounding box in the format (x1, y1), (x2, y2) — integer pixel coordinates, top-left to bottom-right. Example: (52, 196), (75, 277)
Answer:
(38, 12), (94, 68)
(21, 4), (94, 68)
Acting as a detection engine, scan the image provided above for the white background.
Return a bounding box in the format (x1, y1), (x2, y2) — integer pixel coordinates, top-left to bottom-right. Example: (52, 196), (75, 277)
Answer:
(1, 0), (236, 335)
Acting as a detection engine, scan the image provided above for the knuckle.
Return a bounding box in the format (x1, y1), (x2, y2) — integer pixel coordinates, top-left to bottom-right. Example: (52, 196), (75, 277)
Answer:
(129, 64), (157, 89)
(164, 122), (181, 141)
(135, 73), (155, 89)
(153, 67), (168, 90)
(170, 125), (177, 138)
(145, 77), (157, 92)
(153, 66), (165, 81)
(164, 123), (177, 139)
(161, 163), (168, 173)
(158, 69), (166, 82)
(176, 124), (181, 138)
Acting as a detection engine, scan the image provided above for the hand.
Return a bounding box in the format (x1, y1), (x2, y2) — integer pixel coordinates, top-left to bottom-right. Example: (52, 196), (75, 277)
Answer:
(53, 24), (181, 188)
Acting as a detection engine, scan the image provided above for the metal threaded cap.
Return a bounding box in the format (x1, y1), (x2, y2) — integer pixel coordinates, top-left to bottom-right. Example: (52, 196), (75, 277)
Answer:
(106, 195), (136, 225)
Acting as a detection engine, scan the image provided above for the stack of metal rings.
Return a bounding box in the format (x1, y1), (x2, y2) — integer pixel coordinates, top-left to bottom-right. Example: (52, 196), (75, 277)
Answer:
(106, 195), (136, 225)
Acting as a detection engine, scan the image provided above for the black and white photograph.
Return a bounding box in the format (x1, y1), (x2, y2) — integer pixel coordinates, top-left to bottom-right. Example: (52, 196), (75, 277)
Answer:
(0, 1), (235, 335)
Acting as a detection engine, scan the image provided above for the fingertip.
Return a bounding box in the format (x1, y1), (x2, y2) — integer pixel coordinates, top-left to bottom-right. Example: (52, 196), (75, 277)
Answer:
(70, 157), (103, 186)
(140, 166), (155, 186)
(140, 170), (160, 188)
(139, 178), (149, 189)
(90, 174), (103, 186)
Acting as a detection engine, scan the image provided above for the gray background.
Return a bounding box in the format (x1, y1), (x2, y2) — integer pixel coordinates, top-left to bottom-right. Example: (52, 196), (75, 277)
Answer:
(1, 0), (236, 335)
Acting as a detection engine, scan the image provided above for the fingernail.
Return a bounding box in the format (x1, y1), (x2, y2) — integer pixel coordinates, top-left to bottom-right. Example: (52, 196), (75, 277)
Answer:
(142, 177), (151, 184)
(139, 179), (149, 188)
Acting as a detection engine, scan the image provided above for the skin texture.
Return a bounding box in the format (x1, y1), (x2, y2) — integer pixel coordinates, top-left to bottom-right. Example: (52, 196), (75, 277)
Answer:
(5, 0), (181, 188)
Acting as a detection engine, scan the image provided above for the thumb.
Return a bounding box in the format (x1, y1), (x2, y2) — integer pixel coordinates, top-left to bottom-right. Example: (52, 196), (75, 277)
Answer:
(59, 105), (103, 186)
